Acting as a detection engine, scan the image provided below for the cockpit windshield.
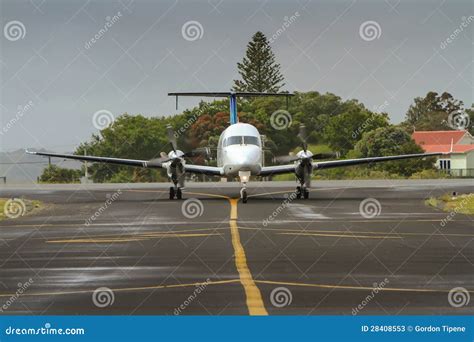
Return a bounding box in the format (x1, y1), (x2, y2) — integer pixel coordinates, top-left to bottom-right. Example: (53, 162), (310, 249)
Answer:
(224, 136), (260, 147)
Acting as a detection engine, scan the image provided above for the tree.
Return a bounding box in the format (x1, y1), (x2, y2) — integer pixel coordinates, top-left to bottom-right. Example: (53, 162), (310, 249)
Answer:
(402, 91), (464, 131)
(466, 105), (474, 135)
(39, 165), (82, 183)
(233, 31), (285, 92)
(351, 126), (436, 176)
(75, 114), (170, 183)
(323, 108), (390, 155)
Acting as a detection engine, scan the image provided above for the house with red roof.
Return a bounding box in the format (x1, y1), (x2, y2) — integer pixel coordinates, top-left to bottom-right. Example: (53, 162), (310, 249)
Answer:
(412, 130), (474, 176)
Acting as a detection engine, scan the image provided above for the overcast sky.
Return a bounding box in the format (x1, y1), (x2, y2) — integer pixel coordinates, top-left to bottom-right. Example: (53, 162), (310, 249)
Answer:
(0, 0), (472, 152)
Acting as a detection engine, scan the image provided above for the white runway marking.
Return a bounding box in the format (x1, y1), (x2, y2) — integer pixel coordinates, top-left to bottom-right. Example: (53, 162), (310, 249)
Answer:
(286, 203), (330, 220)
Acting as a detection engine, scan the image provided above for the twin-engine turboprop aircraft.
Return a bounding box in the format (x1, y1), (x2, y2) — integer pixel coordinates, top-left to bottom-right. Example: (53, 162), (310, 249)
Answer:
(27, 91), (442, 203)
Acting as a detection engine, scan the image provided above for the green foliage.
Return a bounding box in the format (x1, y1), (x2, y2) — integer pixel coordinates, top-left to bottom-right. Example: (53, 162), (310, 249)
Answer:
(401, 91), (464, 131)
(426, 193), (474, 215)
(75, 114), (170, 183)
(322, 108), (389, 154)
(352, 126), (436, 176)
(312, 167), (403, 180)
(233, 31), (285, 92)
(466, 105), (474, 135)
(39, 165), (82, 183)
(73, 89), (457, 182)
(410, 169), (447, 179)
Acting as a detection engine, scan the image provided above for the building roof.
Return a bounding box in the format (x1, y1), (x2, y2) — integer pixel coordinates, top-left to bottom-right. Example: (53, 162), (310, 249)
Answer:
(421, 144), (474, 153)
(412, 130), (468, 145)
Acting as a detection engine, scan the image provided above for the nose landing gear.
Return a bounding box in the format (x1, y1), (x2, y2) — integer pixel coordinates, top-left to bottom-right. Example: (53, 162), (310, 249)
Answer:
(240, 187), (248, 203)
(239, 171), (251, 204)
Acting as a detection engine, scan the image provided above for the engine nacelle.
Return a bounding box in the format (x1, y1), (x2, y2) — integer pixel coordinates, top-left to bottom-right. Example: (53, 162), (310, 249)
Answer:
(295, 149), (313, 188)
(163, 150), (186, 187)
(295, 150), (313, 160)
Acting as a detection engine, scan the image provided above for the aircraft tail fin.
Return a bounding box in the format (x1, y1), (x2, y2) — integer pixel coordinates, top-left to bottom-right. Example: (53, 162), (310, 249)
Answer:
(168, 92), (294, 125)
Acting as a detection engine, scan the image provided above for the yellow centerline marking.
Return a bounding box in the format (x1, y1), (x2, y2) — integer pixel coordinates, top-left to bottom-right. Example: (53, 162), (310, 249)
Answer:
(278, 232), (402, 239)
(27, 227), (229, 241)
(254, 280), (473, 293)
(229, 198), (238, 220)
(0, 279), (241, 298)
(238, 226), (474, 238)
(46, 233), (221, 244)
(123, 189), (269, 315)
(228, 198), (267, 315)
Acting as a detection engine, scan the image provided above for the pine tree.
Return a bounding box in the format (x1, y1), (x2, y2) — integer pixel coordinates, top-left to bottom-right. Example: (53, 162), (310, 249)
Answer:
(233, 31), (285, 92)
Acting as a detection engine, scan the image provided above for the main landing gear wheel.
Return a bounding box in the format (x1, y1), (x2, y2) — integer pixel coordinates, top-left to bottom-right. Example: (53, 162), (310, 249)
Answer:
(241, 189), (248, 203)
(296, 186), (302, 199)
(169, 187), (182, 200)
(303, 188), (309, 199)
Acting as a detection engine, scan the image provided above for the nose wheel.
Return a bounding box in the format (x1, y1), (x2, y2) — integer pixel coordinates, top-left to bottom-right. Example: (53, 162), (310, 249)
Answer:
(240, 188), (248, 203)
(169, 186), (182, 200)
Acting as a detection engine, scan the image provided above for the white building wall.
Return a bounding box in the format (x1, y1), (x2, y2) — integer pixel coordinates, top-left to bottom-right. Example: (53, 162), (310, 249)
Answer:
(450, 154), (467, 169)
(466, 151), (474, 169)
(458, 133), (474, 145)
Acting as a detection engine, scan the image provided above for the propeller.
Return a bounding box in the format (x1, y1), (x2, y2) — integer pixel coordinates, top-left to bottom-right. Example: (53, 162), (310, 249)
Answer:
(147, 126), (210, 166)
(167, 125), (178, 152)
(297, 124), (308, 153)
(273, 124), (340, 164)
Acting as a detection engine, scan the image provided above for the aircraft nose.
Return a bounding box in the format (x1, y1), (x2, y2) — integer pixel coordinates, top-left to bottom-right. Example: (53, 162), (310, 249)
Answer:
(232, 146), (260, 169)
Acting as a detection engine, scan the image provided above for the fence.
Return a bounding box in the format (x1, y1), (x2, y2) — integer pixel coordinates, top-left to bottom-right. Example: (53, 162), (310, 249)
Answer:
(438, 169), (474, 178)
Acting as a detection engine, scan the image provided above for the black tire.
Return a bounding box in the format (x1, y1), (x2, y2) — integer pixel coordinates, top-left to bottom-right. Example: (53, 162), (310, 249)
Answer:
(242, 190), (248, 203)
(303, 189), (309, 199)
(176, 188), (182, 200)
(169, 187), (175, 200)
(296, 186), (302, 199)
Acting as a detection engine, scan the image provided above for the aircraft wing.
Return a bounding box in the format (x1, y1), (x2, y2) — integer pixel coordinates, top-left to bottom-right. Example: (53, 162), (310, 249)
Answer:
(26, 150), (149, 168)
(259, 152), (441, 176)
(26, 150), (223, 176)
(313, 152), (442, 170)
(184, 164), (223, 176)
(259, 164), (296, 176)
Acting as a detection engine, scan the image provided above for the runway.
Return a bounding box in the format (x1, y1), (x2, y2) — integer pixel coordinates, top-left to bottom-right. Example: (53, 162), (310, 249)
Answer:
(0, 180), (473, 315)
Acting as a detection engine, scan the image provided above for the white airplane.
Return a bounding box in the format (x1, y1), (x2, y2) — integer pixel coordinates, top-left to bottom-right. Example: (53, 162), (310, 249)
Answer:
(27, 92), (441, 203)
